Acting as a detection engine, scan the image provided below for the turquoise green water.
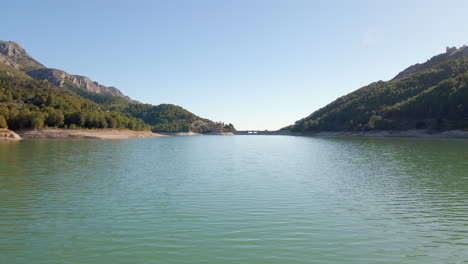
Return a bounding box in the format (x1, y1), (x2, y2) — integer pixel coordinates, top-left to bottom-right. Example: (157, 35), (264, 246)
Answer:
(1, 136), (468, 264)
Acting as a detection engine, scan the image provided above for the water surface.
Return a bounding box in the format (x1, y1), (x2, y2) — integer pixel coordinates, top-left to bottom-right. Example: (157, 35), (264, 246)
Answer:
(1, 136), (468, 263)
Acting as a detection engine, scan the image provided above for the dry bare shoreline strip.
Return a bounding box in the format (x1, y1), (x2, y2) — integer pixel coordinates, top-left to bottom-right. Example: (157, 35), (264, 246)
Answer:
(161, 131), (235, 136)
(15, 128), (166, 140)
(298, 130), (468, 139)
(234, 129), (468, 138)
(4, 128), (468, 140)
(0, 129), (21, 140)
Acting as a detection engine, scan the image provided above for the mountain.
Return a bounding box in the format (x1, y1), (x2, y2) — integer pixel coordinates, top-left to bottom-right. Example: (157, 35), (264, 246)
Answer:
(393, 46), (468, 80)
(0, 41), (235, 133)
(285, 48), (468, 133)
(120, 103), (235, 133)
(0, 41), (132, 102)
(0, 41), (44, 71)
(26, 68), (134, 103)
(0, 62), (32, 79)
(0, 63), (149, 131)
(27, 68), (131, 99)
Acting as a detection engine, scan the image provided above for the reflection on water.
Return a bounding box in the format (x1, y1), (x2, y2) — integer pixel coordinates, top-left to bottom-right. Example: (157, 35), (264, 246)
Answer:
(1, 136), (468, 264)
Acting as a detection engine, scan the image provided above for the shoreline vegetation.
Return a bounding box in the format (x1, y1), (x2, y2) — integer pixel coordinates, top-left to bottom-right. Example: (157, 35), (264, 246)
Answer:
(284, 55), (468, 135)
(0, 41), (237, 136)
(1, 42), (467, 139)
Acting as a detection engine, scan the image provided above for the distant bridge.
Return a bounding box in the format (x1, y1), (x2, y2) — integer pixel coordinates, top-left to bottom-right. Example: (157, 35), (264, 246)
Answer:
(234, 130), (289, 135)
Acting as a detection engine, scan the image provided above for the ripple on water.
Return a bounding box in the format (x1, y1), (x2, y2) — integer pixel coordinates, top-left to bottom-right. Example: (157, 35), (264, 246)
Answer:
(1, 136), (468, 264)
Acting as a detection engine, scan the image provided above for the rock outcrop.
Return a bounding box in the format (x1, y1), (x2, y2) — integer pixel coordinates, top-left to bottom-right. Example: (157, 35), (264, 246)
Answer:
(393, 45), (468, 80)
(0, 129), (22, 140)
(27, 68), (131, 99)
(0, 41), (44, 70)
(0, 40), (133, 102)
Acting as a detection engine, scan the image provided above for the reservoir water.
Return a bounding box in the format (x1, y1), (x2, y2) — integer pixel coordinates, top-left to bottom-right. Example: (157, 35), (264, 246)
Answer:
(1, 136), (468, 263)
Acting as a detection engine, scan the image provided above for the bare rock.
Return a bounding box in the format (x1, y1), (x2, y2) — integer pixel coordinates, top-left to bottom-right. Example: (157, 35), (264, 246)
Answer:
(0, 129), (22, 140)
(0, 41), (44, 70)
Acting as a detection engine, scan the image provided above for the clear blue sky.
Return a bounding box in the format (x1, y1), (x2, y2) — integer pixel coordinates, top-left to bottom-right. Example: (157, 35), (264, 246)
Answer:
(2, 0), (468, 130)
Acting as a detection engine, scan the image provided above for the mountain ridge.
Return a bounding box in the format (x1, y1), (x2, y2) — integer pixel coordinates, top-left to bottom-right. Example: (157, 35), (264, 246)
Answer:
(0, 41), (235, 134)
(0, 40), (132, 102)
(393, 45), (468, 80)
(27, 68), (132, 100)
(0, 41), (44, 71)
(285, 47), (468, 133)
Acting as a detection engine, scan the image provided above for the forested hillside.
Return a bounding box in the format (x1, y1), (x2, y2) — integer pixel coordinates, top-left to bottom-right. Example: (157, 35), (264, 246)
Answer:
(0, 71), (149, 130)
(0, 41), (235, 133)
(117, 104), (236, 133)
(0, 66), (235, 133)
(286, 58), (468, 133)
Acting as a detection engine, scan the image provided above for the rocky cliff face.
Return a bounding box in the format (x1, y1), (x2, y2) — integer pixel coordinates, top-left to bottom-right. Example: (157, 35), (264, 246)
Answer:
(0, 41), (44, 70)
(27, 68), (131, 99)
(393, 46), (468, 80)
(0, 40), (133, 102)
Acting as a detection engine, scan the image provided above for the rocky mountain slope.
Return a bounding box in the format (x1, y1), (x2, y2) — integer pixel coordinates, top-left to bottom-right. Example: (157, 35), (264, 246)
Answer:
(0, 41), (44, 71)
(0, 41), (131, 101)
(27, 68), (131, 99)
(0, 41), (235, 133)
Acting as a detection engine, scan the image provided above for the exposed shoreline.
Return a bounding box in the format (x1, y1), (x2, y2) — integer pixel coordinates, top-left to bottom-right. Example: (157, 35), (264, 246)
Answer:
(3, 128), (468, 140)
(14, 128), (166, 140)
(236, 129), (468, 139)
(161, 131), (235, 136)
(0, 129), (21, 140)
(297, 129), (468, 139)
(0, 128), (234, 141)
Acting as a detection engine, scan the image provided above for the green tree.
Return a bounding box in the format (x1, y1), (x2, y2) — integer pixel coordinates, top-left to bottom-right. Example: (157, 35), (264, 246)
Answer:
(286, 58), (468, 132)
(30, 112), (45, 129)
(45, 109), (65, 127)
(367, 115), (383, 129)
(0, 115), (7, 128)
